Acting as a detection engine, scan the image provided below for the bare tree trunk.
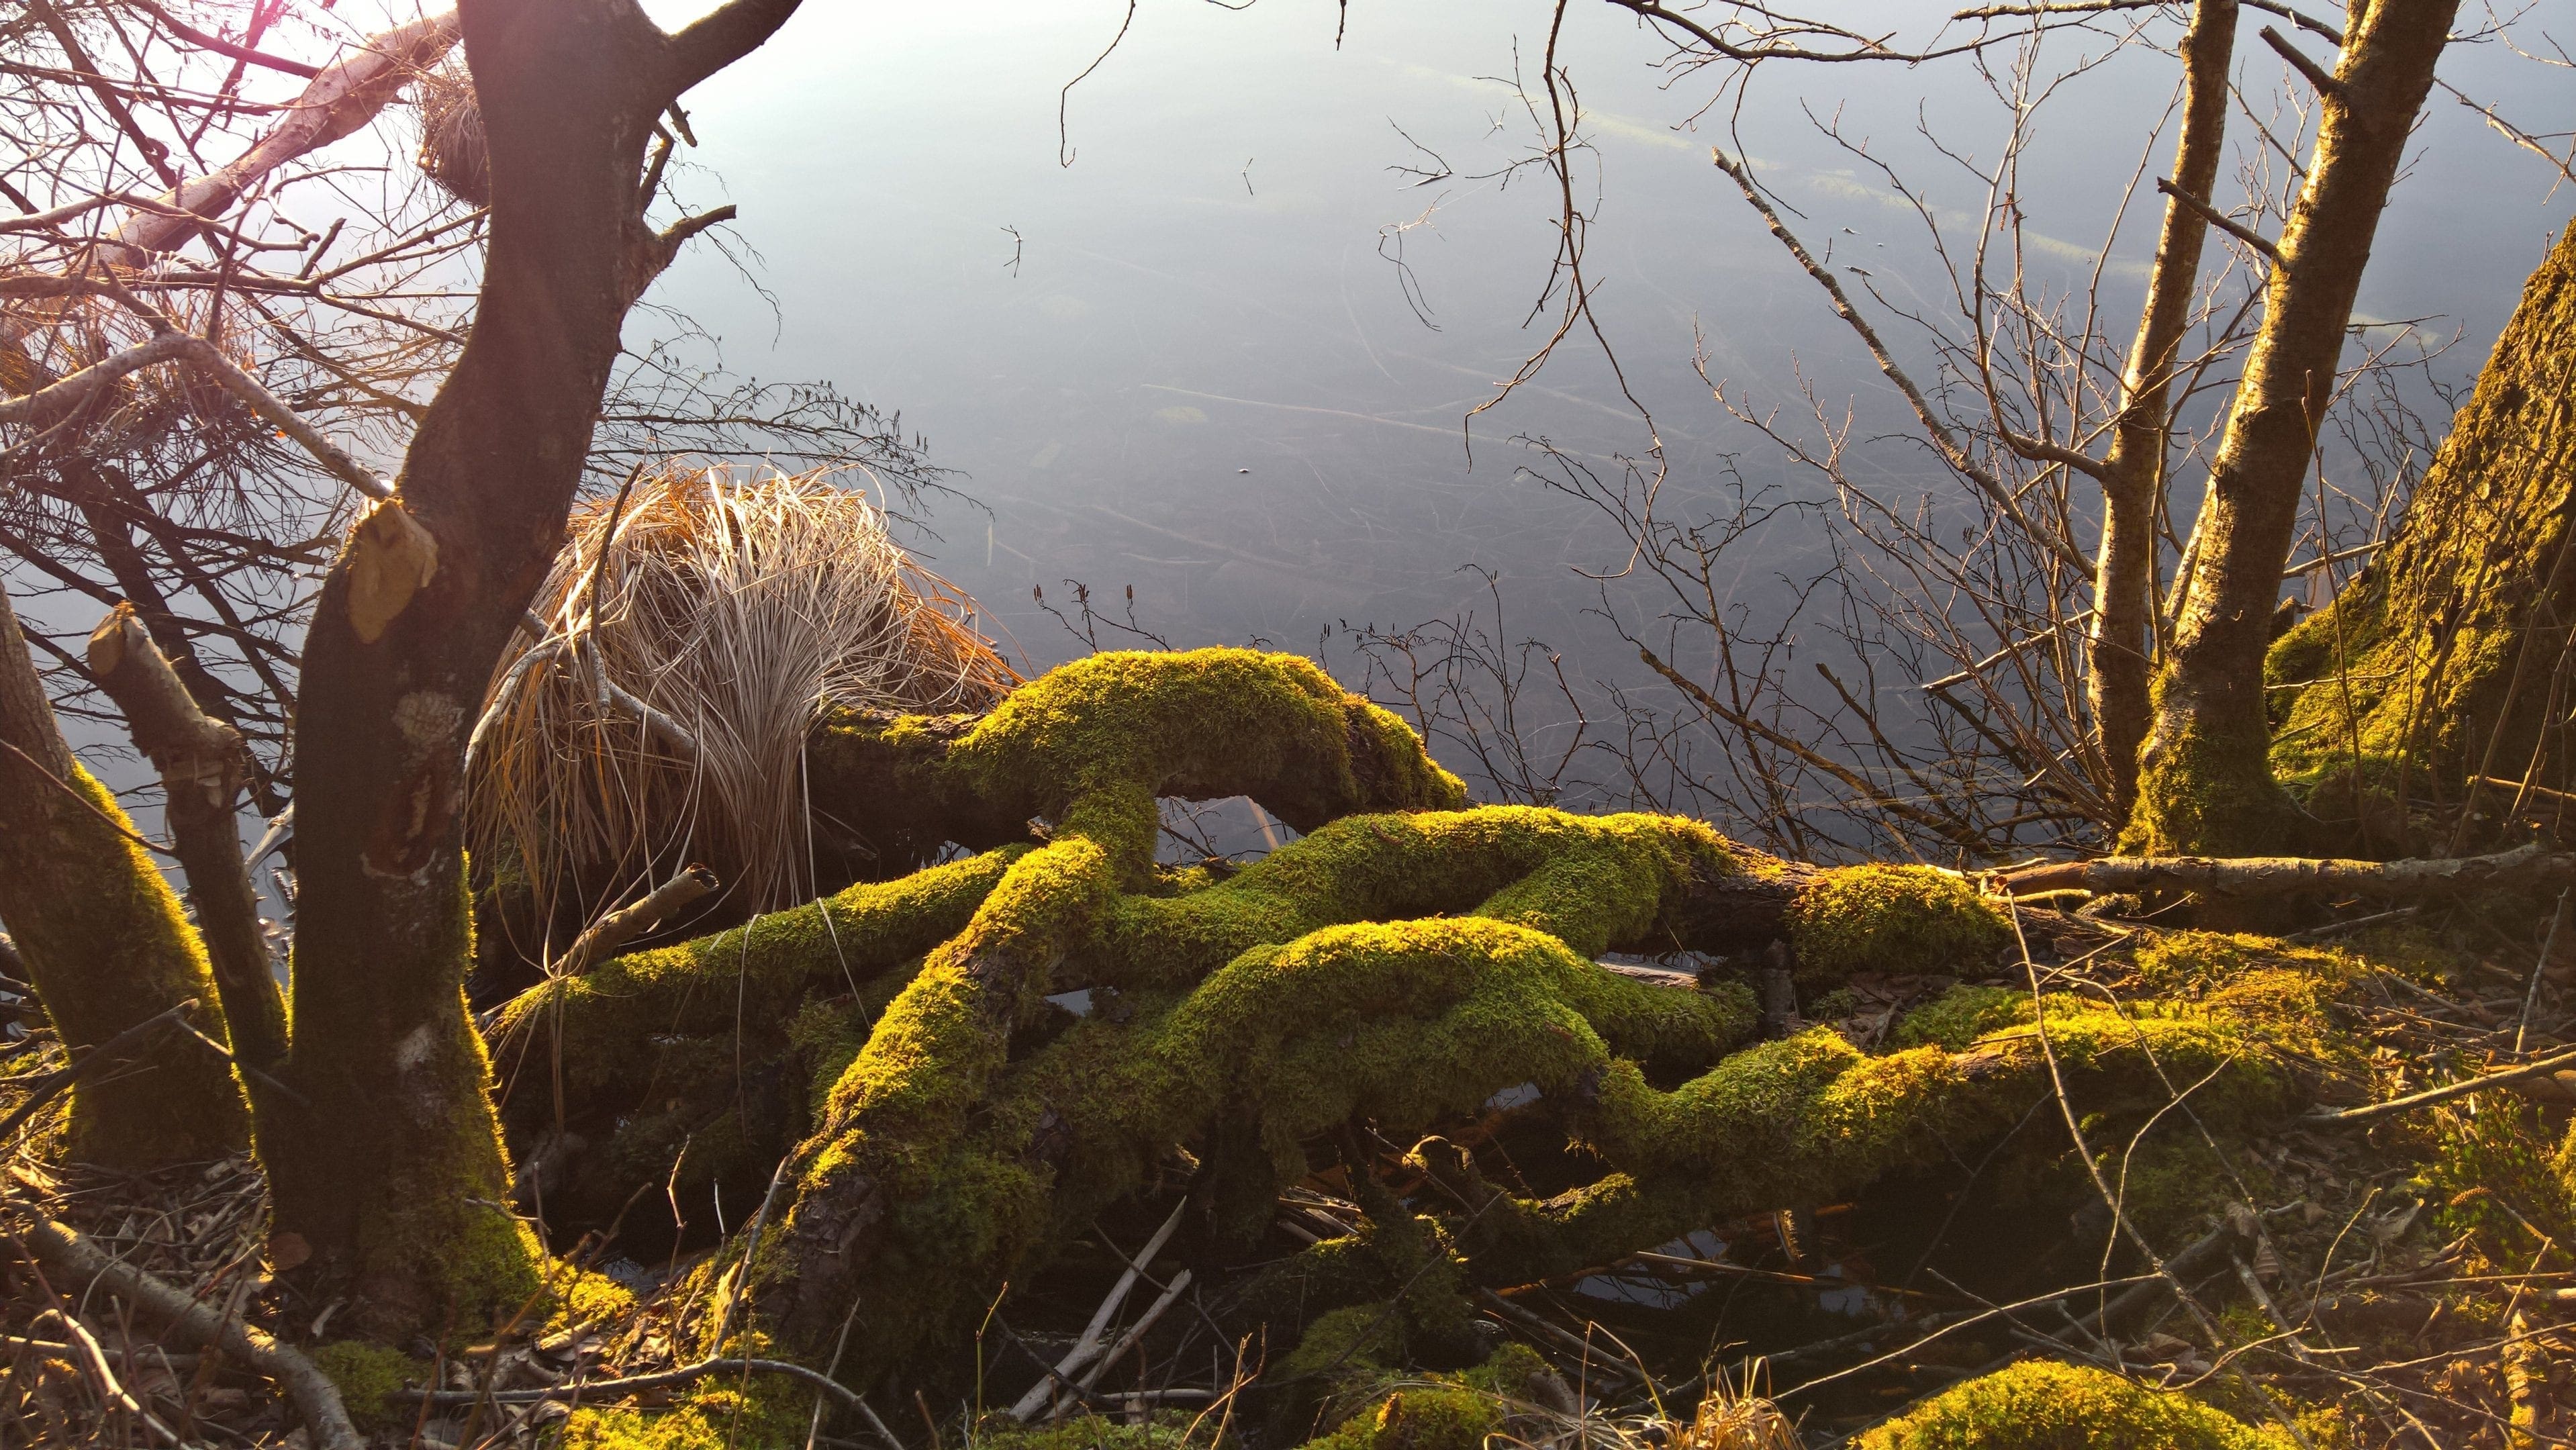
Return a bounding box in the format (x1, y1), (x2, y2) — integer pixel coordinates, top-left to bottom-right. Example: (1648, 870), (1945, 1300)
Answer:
(2126, 0), (2460, 857)
(2089, 0), (2236, 812)
(0, 585), (244, 1165)
(87, 603), (285, 1073)
(257, 0), (802, 1337)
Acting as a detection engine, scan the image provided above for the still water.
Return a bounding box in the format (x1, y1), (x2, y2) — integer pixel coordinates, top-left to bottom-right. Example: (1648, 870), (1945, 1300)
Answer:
(640, 0), (2575, 688)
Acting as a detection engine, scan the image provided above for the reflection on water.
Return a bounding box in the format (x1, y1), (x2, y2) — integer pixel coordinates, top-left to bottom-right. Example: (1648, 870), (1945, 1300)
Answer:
(647, 0), (2572, 687)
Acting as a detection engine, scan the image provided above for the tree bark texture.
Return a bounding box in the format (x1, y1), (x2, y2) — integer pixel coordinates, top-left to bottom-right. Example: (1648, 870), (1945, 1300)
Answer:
(2087, 0), (2237, 813)
(0, 585), (242, 1165)
(265, 0), (804, 1334)
(2128, 0), (2461, 856)
(87, 602), (285, 1073)
(2268, 215), (2576, 840)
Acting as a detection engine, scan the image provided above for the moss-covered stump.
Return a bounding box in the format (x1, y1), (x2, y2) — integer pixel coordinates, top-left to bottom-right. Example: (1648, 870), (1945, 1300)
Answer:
(2267, 215), (2576, 847)
(1854, 1359), (2289, 1449)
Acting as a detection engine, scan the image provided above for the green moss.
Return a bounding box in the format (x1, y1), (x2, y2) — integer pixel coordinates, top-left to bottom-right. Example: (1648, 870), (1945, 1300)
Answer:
(2342, 923), (2472, 988)
(0, 761), (246, 1165)
(1463, 975), (2317, 1286)
(489, 846), (1020, 1110)
(561, 1384), (812, 1450)
(1305, 1385), (1500, 1450)
(1893, 985), (2030, 1049)
(548, 1263), (638, 1331)
(819, 648), (1470, 881)
(1282, 1303), (1404, 1384)
(971, 1412), (1202, 1450)
(311, 1340), (427, 1431)
(1785, 865), (2013, 987)
(2126, 664), (2318, 859)
(2267, 218), (2576, 802)
(1096, 806), (1737, 990)
(1854, 1360), (2289, 1449)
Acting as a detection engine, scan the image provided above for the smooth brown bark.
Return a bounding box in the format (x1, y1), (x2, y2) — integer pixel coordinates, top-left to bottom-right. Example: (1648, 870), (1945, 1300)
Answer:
(2087, 0), (2237, 812)
(0, 585), (243, 1165)
(261, 0), (806, 1335)
(2128, 0), (2461, 855)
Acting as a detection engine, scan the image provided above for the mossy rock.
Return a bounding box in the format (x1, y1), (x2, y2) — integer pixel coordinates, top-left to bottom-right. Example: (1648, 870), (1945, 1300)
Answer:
(1855, 1360), (2289, 1449)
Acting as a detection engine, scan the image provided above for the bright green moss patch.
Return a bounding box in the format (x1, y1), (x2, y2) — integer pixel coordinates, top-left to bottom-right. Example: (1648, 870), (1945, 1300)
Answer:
(1786, 865), (2012, 987)
(1096, 806), (1739, 990)
(489, 846), (1020, 1107)
(311, 1340), (425, 1431)
(1893, 985), (2030, 1049)
(970, 1412), (1203, 1450)
(1305, 1385), (1500, 1450)
(1854, 1360), (2289, 1449)
(0, 760), (246, 1166)
(944, 647), (1468, 873)
(561, 1385), (811, 1450)
(548, 1263), (638, 1331)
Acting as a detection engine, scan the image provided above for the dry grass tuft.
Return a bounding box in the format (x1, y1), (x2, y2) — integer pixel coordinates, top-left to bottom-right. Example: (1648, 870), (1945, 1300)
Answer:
(467, 463), (1016, 936)
(1668, 1372), (1798, 1450)
(415, 61), (488, 208)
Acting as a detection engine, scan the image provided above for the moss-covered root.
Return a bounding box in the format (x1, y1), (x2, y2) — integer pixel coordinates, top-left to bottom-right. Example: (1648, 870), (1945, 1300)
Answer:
(1856, 1360), (2289, 1449)
(743, 836), (1123, 1355)
(810, 647), (1469, 877)
(1096, 810), (2009, 995)
(745, 916), (1752, 1370)
(1445, 943), (2347, 1287)
(487, 847), (1022, 1116)
(1096, 806), (1740, 989)
(0, 758), (246, 1165)
(1782, 864), (2013, 989)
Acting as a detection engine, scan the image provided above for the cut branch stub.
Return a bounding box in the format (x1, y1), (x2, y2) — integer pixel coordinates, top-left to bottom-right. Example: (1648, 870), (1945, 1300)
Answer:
(86, 603), (284, 1073)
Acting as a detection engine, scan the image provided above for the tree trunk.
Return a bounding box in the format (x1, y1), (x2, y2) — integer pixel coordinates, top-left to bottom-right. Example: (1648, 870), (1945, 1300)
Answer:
(87, 603), (286, 1074)
(0, 585), (243, 1165)
(2269, 215), (2576, 845)
(258, 0), (804, 1337)
(2087, 0), (2236, 813)
(2126, 0), (2461, 857)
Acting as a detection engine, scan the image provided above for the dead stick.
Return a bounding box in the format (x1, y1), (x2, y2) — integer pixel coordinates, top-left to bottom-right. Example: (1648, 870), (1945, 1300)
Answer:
(2307, 1045), (2576, 1125)
(1995, 841), (2573, 901)
(556, 865), (720, 977)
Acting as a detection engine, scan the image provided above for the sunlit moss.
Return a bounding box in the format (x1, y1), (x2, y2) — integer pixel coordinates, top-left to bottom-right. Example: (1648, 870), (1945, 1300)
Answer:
(311, 1341), (426, 1431)
(1854, 1360), (2289, 1449)
(2267, 218), (2576, 816)
(1785, 865), (2013, 987)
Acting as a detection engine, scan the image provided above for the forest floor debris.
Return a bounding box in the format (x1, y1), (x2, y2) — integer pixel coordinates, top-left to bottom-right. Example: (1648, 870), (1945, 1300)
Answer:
(9, 883), (2576, 1449)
